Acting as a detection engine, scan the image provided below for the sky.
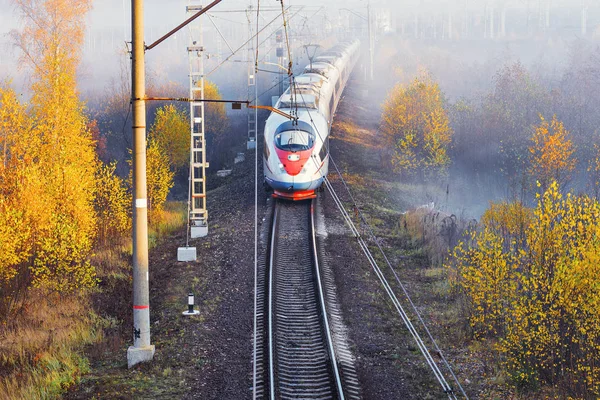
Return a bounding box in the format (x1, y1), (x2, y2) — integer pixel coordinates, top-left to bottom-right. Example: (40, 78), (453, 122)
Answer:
(1, 0), (599, 96)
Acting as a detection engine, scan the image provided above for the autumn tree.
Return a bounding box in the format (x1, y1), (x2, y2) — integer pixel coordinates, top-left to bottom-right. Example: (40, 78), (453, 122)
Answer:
(204, 81), (228, 142)
(128, 139), (174, 221)
(146, 81), (228, 173)
(149, 104), (189, 172)
(145, 139), (174, 216)
(0, 84), (36, 316)
(380, 74), (453, 176)
(484, 62), (551, 183)
(448, 182), (600, 396)
(528, 115), (576, 193)
(0, 0), (98, 296)
(94, 162), (131, 246)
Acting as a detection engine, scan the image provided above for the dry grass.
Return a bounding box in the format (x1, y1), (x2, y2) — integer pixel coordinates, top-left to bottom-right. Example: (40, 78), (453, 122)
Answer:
(331, 120), (381, 149)
(0, 292), (102, 400)
(0, 201), (187, 400)
(148, 201), (187, 248)
(401, 206), (474, 268)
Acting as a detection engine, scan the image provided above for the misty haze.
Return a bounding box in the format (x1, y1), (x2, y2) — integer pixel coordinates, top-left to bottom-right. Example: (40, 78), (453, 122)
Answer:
(1, 1), (600, 399)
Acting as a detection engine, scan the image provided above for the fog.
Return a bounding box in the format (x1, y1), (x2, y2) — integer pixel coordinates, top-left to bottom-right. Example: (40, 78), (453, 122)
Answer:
(3, 0), (600, 213)
(2, 0), (599, 95)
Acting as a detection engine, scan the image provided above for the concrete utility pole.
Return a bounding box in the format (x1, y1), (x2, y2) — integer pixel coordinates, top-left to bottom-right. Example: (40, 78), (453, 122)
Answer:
(127, 0), (155, 368)
(125, 0), (224, 367)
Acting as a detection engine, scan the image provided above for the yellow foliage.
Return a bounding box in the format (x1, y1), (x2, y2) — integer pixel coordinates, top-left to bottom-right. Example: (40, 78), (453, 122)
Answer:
(146, 139), (174, 216)
(149, 105), (189, 172)
(129, 140), (174, 221)
(0, 2), (105, 398)
(199, 80), (228, 142)
(480, 201), (533, 251)
(94, 162), (131, 246)
(528, 115), (576, 192)
(0, 0), (97, 305)
(380, 74), (453, 175)
(447, 182), (600, 396)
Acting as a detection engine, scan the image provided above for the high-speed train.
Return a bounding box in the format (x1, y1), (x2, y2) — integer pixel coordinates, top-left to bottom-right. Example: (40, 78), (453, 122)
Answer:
(263, 40), (360, 200)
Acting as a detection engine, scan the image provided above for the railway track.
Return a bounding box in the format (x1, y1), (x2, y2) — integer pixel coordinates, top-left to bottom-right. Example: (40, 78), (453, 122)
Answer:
(254, 199), (360, 399)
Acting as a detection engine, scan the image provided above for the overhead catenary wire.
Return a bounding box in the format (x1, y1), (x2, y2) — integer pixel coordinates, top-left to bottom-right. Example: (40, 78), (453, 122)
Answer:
(253, 10), (467, 395)
(205, 13), (247, 25)
(249, 74), (291, 106)
(278, 0), (293, 76)
(250, 5), (259, 400)
(255, 0), (260, 72)
(253, 7), (306, 67)
(205, 6), (306, 78)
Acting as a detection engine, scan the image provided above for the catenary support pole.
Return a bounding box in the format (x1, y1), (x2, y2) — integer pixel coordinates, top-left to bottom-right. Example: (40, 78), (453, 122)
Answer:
(127, 0), (155, 368)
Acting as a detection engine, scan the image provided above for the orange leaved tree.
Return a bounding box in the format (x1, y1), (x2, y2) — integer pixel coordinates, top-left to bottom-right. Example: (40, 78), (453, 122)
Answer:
(0, 0), (97, 306)
(149, 104), (189, 172)
(380, 74), (453, 176)
(528, 115), (576, 193)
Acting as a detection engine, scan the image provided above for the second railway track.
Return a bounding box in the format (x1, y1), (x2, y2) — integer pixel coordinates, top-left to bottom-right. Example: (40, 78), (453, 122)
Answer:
(254, 199), (360, 399)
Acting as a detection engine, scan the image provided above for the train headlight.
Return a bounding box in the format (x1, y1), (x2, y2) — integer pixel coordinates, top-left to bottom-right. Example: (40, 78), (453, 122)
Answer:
(278, 163), (285, 171)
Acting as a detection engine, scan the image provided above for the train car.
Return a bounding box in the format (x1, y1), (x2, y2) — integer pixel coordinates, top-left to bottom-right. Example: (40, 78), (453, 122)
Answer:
(263, 40), (360, 200)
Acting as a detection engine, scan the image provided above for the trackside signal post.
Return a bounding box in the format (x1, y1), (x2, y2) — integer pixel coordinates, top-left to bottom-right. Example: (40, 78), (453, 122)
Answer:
(128, 0), (155, 368)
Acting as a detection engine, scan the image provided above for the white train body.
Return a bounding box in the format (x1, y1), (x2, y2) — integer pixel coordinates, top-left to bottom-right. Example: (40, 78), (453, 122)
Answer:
(263, 41), (360, 200)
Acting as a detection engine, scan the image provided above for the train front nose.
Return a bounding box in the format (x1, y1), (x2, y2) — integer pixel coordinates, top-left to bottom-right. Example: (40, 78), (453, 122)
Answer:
(269, 122), (319, 200)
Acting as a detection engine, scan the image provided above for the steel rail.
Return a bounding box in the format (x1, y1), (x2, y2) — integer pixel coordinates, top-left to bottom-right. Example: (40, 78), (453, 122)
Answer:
(267, 202), (278, 400)
(309, 200), (345, 400)
(323, 177), (460, 399)
(265, 200), (345, 399)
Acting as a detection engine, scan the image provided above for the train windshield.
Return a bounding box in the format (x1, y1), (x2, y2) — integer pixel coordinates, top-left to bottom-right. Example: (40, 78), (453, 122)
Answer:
(275, 130), (315, 152)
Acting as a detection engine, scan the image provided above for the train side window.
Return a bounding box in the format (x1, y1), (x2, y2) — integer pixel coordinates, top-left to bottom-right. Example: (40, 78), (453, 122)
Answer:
(319, 143), (327, 160)
(329, 96), (334, 114)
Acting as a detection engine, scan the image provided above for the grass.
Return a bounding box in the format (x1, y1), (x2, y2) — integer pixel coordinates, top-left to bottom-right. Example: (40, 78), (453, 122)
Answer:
(0, 201), (189, 400)
(148, 201), (187, 249)
(0, 293), (103, 400)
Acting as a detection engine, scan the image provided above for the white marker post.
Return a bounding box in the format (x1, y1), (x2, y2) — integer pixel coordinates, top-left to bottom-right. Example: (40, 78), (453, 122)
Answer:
(183, 292), (200, 316)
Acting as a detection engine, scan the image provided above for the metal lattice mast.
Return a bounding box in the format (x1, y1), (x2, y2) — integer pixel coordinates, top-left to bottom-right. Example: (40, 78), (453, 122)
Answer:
(247, 6), (257, 150)
(187, 3), (209, 239)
